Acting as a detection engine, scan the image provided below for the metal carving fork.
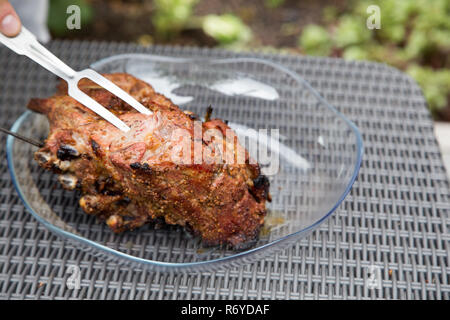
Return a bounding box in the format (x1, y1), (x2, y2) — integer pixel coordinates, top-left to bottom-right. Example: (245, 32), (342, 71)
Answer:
(0, 26), (151, 132)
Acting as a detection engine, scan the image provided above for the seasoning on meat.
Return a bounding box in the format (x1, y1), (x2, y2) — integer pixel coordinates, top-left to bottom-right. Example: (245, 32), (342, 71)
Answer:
(28, 73), (270, 248)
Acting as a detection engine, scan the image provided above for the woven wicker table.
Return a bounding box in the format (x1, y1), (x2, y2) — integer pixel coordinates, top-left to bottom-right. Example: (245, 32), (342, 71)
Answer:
(0, 42), (448, 300)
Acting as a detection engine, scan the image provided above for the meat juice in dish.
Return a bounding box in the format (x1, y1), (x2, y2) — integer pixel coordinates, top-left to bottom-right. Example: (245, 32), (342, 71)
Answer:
(29, 73), (270, 248)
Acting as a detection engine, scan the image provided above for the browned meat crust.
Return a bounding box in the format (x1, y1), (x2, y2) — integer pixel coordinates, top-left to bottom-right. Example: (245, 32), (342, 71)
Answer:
(29, 73), (270, 248)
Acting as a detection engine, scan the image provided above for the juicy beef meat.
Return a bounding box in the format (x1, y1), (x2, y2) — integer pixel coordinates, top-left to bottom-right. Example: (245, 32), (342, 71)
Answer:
(29, 73), (270, 248)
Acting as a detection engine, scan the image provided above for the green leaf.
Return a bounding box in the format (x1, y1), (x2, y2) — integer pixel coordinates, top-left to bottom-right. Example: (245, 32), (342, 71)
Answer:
(202, 14), (252, 47)
(343, 46), (369, 60)
(334, 15), (371, 48)
(298, 24), (331, 56)
(404, 29), (428, 59)
(407, 65), (450, 112)
(152, 0), (199, 37)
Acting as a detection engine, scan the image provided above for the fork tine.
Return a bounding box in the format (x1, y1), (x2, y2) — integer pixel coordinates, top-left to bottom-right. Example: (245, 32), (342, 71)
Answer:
(80, 69), (152, 115)
(68, 87), (131, 132)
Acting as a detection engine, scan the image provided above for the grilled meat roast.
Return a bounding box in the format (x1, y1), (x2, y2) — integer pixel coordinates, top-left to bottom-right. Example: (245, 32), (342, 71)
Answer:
(29, 73), (270, 248)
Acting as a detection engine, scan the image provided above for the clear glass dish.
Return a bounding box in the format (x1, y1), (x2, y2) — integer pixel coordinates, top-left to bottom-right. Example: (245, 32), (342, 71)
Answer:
(6, 54), (363, 272)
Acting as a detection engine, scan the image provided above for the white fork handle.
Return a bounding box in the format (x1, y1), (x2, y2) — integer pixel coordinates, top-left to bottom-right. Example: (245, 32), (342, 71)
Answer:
(0, 26), (131, 132)
(0, 26), (76, 81)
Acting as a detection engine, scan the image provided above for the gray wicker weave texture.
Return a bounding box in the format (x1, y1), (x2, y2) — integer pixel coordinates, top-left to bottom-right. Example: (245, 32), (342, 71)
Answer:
(0, 42), (448, 300)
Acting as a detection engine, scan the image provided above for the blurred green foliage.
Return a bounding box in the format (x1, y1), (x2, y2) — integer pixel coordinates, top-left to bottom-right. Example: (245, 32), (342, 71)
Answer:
(202, 14), (252, 48)
(408, 66), (450, 114)
(152, 0), (199, 38)
(151, 0), (253, 47)
(298, 25), (331, 56)
(48, 0), (93, 36)
(299, 0), (450, 115)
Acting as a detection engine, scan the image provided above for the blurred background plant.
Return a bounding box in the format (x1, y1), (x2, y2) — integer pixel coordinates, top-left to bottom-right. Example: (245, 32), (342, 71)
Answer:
(152, 0), (199, 39)
(46, 0), (450, 120)
(299, 0), (450, 119)
(202, 14), (252, 48)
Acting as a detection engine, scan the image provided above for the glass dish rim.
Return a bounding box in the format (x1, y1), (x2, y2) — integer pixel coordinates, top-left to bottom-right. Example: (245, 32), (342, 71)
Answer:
(6, 54), (363, 269)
